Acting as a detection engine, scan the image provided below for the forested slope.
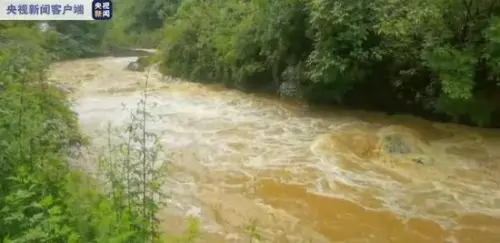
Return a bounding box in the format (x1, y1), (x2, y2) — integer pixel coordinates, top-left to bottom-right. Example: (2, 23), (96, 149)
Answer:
(111, 0), (500, 127)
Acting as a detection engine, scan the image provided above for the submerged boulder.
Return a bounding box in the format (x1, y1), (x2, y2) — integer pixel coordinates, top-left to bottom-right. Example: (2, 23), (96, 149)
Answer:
(311, 125), (435, 166)
(124, 61), (145, 72)
(124, 56), (155, 72)
(377, 125), (433, 165)
(380, 133), (414, 154)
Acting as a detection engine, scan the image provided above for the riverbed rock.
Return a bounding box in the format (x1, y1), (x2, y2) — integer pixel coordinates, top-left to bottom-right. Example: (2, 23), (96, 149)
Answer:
(312, 125), (434, 165)
(124, 55), (155, 72)
(377, 125), (434, 165)
(380, 133), (414, 154)
(124, 61), (145, 72)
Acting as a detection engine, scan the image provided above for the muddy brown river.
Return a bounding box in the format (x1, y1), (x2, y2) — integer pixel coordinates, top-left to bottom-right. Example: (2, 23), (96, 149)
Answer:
(51, 57), (500, 243)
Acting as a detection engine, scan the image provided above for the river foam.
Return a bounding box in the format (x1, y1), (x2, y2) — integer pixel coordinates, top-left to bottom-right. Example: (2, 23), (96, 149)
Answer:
(54, 57), (500, 242)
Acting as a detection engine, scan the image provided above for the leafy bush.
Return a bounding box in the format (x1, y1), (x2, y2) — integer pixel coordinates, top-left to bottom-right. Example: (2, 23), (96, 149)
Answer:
(0, 23), (196, 243)
(102, 0), (181, 48)
(156, 0), (500, 127)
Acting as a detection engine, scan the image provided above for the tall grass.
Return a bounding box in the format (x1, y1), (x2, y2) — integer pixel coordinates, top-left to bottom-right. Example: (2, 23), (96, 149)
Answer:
(98, 68), (168, 242)
(0, 24), (200, 243)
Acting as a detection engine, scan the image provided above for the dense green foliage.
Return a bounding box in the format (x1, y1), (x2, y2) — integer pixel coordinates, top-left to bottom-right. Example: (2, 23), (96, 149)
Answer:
(127, 0), (500, 127)
(46, 21), (109, 59)
(0, 22), (182, 243)
(104, 0), (181, 48)
(0, 21), (263, 243)
(2, 0), (499, 239)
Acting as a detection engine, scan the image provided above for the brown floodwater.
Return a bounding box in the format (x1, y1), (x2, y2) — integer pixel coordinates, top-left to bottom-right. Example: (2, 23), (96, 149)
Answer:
(51, 57), (500, 242)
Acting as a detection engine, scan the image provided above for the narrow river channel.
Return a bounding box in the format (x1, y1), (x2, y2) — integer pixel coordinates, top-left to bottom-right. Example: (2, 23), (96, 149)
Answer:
(51, 57), (500, 243)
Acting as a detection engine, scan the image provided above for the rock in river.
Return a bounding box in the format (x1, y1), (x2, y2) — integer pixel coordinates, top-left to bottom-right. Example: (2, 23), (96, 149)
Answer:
(124, 61), (145, 72)
(311, 125), (435, 166)
(124, 56), (155, 72)
(377, 125), (434, 165)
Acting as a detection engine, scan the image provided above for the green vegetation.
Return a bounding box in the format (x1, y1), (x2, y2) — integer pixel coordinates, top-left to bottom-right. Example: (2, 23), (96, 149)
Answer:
(46, 21), (109, 59)
(104, 0), (180, 48)
(3, 0), (499, 241)
(112, 0), (500, 127)
(0, 21), (262, 243)
(0, 22), (198, 242)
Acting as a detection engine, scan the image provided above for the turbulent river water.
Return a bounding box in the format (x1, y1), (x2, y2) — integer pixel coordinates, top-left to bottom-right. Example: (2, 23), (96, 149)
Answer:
(50, 57), (500, 243)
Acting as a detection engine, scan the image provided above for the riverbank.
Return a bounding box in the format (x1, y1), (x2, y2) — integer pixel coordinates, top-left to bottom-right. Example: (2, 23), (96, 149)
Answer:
(0, 23), (194, 243)
(53, 56), (500, 243)
(150, 0), (500, 129)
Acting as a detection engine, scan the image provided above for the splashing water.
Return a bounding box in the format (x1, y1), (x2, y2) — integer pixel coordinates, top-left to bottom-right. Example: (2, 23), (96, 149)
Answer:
(51, 57), (500, 243)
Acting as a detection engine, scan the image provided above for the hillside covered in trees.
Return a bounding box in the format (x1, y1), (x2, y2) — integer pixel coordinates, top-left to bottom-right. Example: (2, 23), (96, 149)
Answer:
(109, 0), (500, 127)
